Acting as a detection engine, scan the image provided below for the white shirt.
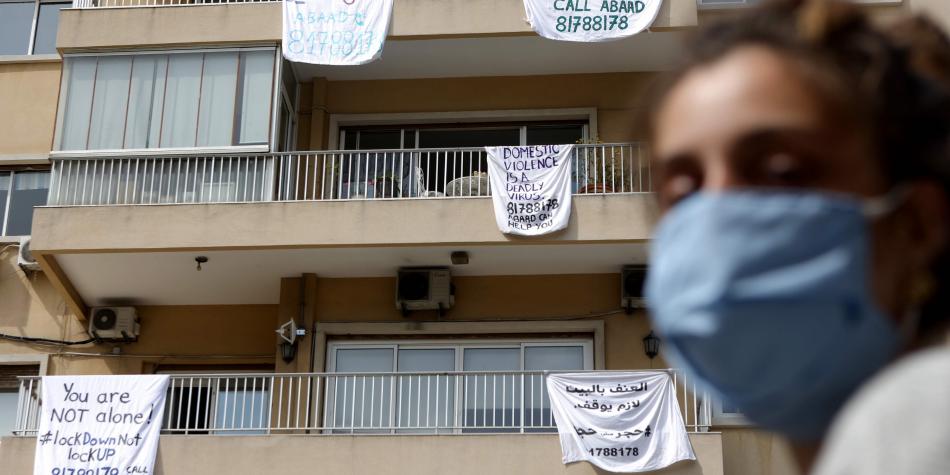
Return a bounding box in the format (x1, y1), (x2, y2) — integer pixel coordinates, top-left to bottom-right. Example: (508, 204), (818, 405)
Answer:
(812, 347), (950, 475)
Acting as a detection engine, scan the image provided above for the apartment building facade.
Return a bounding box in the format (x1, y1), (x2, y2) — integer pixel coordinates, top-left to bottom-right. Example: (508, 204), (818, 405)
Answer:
(1, 0), (947, 474)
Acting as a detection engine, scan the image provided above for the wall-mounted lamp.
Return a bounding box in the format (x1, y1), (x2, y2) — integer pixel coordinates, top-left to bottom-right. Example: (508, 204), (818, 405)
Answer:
(276, 319), (307, 364)
(280, 340), (297, 363)
(642, 331), (661, 360)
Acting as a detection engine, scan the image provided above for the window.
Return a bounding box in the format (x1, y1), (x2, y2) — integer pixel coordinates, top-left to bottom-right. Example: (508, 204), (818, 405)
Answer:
(711, 399), (748, 426)
(333, 122), (587, 198)
(159, 367), (273, 435)
(325, 340), (592, 433)
(0, 0), (69, 56)
(1, 170), (50, 236)
(0, 363), (41, 436)
(54, 48), (277, 153)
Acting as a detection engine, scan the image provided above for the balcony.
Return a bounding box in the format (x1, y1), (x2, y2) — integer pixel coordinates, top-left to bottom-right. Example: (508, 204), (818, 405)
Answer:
(5, 370), (725, 474)
(47, 144), (649, 206)
(12, 369), (710, 435)
(29, 144), (658, 314)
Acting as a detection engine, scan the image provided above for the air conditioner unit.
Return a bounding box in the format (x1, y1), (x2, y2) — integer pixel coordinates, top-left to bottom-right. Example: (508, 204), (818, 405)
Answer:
(697, 0), (758, 9)
(88, 307), (140, 342)
(621, 265), (648, 314)
(17, 236), (41, 272)
(396, 267), (454, 317)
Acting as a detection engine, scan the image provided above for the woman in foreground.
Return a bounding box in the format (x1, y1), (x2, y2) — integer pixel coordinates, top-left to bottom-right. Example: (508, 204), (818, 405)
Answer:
(642, 0), (950, 472)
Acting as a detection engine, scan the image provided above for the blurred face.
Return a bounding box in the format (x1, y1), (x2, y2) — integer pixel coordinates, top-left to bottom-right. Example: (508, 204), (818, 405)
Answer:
(651, 45), (946, 328)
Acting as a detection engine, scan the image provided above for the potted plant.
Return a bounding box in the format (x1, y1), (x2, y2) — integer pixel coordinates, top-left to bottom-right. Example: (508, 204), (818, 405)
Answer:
(573, 137), (633, 194)
(373, 172), (402, 198)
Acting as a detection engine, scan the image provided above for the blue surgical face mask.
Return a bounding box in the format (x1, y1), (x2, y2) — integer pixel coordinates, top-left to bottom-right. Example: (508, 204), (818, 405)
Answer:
(645, 189), (904, 441)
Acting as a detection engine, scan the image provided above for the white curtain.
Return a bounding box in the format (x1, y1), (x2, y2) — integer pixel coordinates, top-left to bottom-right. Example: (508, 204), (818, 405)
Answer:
(238, 50), (275, 145)
(58, 57), (97, 150)
(196, 52), (238, 147)
(87, 56), (132, 150)
(159, 53), (203, 148)
(124, 55), (167, 149)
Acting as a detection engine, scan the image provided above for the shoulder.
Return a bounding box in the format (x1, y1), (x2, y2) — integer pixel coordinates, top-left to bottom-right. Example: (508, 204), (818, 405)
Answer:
(812, 347), (950, 475)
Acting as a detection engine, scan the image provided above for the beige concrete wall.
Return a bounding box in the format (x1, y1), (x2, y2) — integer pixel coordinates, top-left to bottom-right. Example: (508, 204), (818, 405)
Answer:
(0, 60), (61, 158)
(56, 5), (281, 51)
(30, 194), (658, 254)
(318, 72), (657, 149)
(721, 429), (801, 475)
(313, 274), (661, 370)
(56, 0), (697, 51)
(0, 249), (84, 356)
(1, 248), (277, 375)
(0, 433), (723, 475)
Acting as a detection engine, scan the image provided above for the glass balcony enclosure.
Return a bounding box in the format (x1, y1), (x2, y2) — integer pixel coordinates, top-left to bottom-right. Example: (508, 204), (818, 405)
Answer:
(52, 47), (295, 155)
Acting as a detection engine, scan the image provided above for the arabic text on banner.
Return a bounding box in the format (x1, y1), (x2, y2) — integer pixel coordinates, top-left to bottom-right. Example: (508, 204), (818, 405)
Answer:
(547, 371), (696, 472)
(33, 375), (170, 475)
(283, 0), (394, 65)
(485, 145), (574, 236)
(523, 0), (664, 42)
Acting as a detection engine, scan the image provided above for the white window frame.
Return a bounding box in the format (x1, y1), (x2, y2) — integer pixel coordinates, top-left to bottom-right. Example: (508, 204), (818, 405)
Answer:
(324, 339), (592, 434)
(340, 122), (591, 152)
(0, 354), (49, 376)
(0, 354), (48, 437)
(329, 108), (598, 150)
(326, 339), (594, 373)
(51, 45), (282, 158)
(710, 399), (750, 427)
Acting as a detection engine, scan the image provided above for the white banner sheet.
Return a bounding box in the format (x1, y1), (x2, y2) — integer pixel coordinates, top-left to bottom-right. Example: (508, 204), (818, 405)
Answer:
(523, 0), (663, 42)
(283, 0), (393, 65)
(486, 144), (574, 236)
(547, 371), (696, 472)
(33, 375), (170, 475)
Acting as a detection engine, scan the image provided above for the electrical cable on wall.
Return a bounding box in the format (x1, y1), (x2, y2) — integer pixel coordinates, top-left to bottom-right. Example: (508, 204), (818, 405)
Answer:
(0, 332), (97, 346)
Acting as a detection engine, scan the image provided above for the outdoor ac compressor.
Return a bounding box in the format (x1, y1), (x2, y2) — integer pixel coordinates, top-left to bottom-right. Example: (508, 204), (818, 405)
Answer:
(396, 267), (454, 317)
(88, 307), (140, 342)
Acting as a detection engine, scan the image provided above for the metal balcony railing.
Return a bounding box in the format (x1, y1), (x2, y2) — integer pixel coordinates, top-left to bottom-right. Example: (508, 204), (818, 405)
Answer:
(46, 144), (650, 206)
(71, 0), (280, 8)
(13, 370), (708, 436)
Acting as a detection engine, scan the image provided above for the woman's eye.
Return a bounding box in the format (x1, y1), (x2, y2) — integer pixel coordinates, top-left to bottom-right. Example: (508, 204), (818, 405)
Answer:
(761, 153), (810, 186)
(661, 174), (699, 208)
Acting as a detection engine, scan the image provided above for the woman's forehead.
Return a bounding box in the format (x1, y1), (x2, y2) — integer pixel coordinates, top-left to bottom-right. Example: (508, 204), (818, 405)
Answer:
(653, 45), (830, 160)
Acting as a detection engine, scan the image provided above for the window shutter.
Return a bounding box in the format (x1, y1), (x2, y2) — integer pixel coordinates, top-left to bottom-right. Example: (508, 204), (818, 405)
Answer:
(0, 365), (40, 391)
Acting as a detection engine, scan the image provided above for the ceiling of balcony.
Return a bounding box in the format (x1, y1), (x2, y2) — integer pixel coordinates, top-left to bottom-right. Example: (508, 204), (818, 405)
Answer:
(292, 32), (687, 81)
(55, 243), (649, 306)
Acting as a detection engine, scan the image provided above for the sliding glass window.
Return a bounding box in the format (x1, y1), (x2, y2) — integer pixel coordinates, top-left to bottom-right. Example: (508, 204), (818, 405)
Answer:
(0, 0), (69, 56)
(0, 170), (51, 236)
(54, 48), (277, 153)
(325, 340), (591, 434)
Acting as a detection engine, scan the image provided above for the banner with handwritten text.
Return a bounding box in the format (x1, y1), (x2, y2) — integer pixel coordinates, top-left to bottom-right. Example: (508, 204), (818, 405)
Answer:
(33, 375), (170, 475)
(283, 0), (393, 65)
(523, 0), (663, 42)
(486, 145), (574, 236)
(547, 371), (695, 472)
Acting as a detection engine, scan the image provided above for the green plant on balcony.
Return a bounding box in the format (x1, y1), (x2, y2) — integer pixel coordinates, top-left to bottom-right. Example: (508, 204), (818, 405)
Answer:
(573, 137), (634, 193)
(373, 172), (402, 198)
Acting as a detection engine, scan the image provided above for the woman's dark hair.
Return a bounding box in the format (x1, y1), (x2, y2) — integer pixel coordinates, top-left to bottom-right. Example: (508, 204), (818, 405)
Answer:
(644, 0), (950, 333)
